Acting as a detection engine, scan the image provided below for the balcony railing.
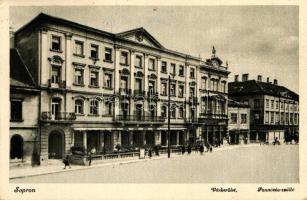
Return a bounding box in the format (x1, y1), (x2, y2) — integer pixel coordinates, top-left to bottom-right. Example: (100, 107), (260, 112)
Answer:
(41, 112), (76, 121)
(48, 79), (66, 88)
(115, 115), (165, 122)
(199, 113), (228, 119)
(134, 90), (146, 96)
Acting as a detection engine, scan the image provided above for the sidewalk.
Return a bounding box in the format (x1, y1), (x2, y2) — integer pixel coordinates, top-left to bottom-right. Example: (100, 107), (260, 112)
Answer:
(9, 143), (260, 179)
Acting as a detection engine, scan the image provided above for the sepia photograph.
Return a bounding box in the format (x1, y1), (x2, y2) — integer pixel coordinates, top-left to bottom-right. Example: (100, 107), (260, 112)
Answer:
(1, 1), (306, 200)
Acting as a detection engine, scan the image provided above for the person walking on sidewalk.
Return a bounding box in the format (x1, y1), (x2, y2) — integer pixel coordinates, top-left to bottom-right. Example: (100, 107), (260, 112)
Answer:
(199, 144), (204, 155)
(187, 145), (192, 155)
(63, 155), (71, 169)
(88, 147), (96, 166)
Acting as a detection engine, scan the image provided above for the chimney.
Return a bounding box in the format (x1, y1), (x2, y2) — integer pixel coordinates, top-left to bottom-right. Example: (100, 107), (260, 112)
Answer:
(234, 75), (239, 82)
(267, 77), (270, 83)
(273, 79), (278, 85)
(242, 73), (249, 81)
(257, 75), (262, 82)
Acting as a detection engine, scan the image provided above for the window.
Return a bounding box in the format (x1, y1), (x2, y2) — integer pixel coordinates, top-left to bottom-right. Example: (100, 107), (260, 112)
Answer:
(161, 61), (167, 73)
(290, 113), (294, 124)
(51, 66), (61, 83)
(75, 100), (84, 114)
(161, 82), (167, 95)
(254, 99), (260, 109)
(74, 68), (84, 85)
(286, 113), (289, 124)
(170, 63), (176, 75)
(243, 100), (249, 105)
(276, 101), (279, 109)
(179, 65), (184, 76)
(120, 51), (128, 65)
(120, 77), (128, 90)
(221, 82), (226, 93)
(281, 113), (284, 124)
(90, 45), (99, 59)
(265, 111), (269, 123)
(170, 106), (176, 118)
(74, 41), (84, 56)
(90, 100), (99, 115)
(190, 87), (195, 97)
(271, 112), (274, 124)
(161, 106), (167, 118)
(135, 55), (142, 68)
(281, 102), (284, 109)
(10, 100), (22, 121)
(148, 81), (155, 95)
(210, 79), (218, 91)
(90, 71), (99, 87)
(201, 78), (207, 90)
(104, 48), (112, 62)
(230, 113), (237, 124)
(148, 58), (155, 70)
(178, 107), (184, 118)
(201, 100), (207, 113)
(190, 68), (195, 78)
(178, 85), (184, 97)
(104, 73), (112, 88)
(275, 112), (280, 124)
(170, 84), (176, 96)
(241, 114), (247, 124)
(105, 102), (113, 116)
(266, 99), (269, 108)
(271, 100), (274, 109)
(51, 36), (61, 51)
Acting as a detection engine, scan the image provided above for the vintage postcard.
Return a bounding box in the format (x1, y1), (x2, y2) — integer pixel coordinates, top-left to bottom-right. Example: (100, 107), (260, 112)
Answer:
(0, 0), (306, 199)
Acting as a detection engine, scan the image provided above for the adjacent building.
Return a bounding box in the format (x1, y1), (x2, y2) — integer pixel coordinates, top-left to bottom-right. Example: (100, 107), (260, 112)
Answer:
(228, 99), (250, 145)
(10, 48), (40, 166)
(228, 74), (299, 144)
(11, 13), (230, 162)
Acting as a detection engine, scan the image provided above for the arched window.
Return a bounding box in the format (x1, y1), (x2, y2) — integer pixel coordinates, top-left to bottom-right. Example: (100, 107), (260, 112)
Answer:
(75, 99), (84, 114)
(90, 100), (99, 115)
(10, 134), (23, 159)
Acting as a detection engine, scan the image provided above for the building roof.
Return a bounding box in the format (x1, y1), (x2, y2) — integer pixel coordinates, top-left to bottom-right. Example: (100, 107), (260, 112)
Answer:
(10, 48), (37, 89)
(228, 99), (250, 108)
(228, 80), (299, 101)
(15, 13), (201, 62)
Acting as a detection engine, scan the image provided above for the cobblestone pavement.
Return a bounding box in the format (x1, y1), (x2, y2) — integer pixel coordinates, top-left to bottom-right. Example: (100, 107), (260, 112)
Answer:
(10, 145), (298, 183)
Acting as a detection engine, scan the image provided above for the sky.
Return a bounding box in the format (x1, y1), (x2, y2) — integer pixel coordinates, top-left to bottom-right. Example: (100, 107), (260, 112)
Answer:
(9, 6), (299, 93)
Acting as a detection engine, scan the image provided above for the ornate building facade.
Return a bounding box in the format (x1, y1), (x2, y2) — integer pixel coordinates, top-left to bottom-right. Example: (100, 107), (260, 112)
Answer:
(12, 13), (230, 162)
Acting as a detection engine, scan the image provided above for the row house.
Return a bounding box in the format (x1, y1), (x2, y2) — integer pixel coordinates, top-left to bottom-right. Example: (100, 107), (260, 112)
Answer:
(12, 13), (230, 162)
(228, 74), (299, 144)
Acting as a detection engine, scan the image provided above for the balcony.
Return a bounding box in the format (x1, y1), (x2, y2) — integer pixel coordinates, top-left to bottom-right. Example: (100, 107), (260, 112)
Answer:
(115, 115), (166, 123)
(134, 90), (146, 96)
(41, 112), (76, 121)
(189, 96), (198, 104)
(48, 79), (66, 88)
(199, 113), (228, 119)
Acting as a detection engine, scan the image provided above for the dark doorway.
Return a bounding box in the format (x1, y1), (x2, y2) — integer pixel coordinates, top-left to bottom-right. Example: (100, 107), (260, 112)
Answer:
(48, 131), (64, 159)
(10, 134), (23, 159)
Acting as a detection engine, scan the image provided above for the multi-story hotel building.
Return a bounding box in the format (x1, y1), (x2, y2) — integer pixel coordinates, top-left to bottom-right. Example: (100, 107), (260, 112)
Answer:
(12, 13), (230, 162)
(228, 74), (299, 144)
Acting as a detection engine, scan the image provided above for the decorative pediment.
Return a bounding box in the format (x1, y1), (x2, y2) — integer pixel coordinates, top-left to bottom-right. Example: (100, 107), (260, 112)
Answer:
(135, 71), (144, 78)
(120, 68), (130, 75)
(116, 28), (164, 49)
(148, 73), (157, 79)
(48, 55), (64, 65)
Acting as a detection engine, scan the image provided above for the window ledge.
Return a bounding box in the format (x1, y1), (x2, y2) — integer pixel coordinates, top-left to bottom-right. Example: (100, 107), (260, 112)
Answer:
(178, 74), (185, 77)
(75, 113), (85, 116)
(89, 85), (99, 88)
(73, 53), (85, 58)
(160, 71), (167, 74)
(103, 59), (113, 63)
(103, 87), (114, 90)
(10, 119), (24, 122)
(148, 69), (156, 72)
(73, 83), (85, 87)
(50, 49), (63, 53)
(88, 114), (100, 117)
(160, 94), (167, 96)
(120, 63), (130, 66)
(89, 57), (100, 61)
(135, 66), (143, 69)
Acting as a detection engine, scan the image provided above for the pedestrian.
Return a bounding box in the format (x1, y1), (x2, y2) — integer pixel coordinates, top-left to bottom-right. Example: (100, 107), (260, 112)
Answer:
(88, 147), (96, 166)
(181, 145), (185, 155)
(63, 155), (71, 169)
(148, 148), (152, 159)
(195, 144), (199, 153)
(199, 144), (204, 155)
(209, 144), (213, 152)
(187, 145), (192, 154)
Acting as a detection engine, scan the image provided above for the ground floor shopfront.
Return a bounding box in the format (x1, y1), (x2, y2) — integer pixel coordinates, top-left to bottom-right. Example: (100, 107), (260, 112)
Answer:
(39, 122), (195, 160)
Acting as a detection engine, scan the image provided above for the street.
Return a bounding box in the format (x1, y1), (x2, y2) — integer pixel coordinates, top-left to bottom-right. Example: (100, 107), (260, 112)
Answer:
(11, 145), (299, 183)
